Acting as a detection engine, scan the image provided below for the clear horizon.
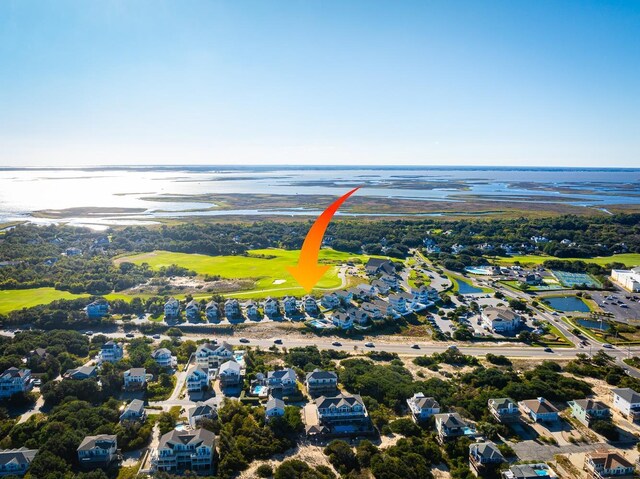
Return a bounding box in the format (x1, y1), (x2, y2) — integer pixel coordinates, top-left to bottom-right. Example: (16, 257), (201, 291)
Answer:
(1, 1), (639, 168)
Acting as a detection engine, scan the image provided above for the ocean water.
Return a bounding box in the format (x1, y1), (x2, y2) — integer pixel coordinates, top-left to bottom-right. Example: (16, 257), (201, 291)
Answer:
(0, 166), (638, 229)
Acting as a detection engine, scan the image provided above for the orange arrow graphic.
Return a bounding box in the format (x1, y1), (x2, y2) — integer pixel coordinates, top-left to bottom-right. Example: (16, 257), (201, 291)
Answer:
(287, 187), (360, 293)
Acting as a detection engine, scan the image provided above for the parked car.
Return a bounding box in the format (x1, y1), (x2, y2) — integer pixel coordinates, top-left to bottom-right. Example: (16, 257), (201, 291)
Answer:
(411, 344), (420, 349)
(85, 330), (94, 336)
(364, 342), (375, 348)
(152, 334), (161, 339)
(125, 332), (134, 338)
(332, 341), (342, 347)
(239, 338), (250, 343)
(273, 338), (283, 344)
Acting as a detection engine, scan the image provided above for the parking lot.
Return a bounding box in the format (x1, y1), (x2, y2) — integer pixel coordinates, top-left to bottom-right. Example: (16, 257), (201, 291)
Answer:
(590, 290), (640, 323)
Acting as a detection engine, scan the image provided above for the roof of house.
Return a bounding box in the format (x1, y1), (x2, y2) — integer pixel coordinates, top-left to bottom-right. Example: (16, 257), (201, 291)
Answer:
(315, 393), (365, 410)
(190, 366), (209, 377)
(612, 388), (640, 404)
(77, 435), (117, 451)
(219, 360), (241, 374)
(125, 368), (146, 376)
(268, 368), (296, 381)
(186, 299), (199, 309)
(587, 450), (634, 470)
(189, 402), (215, 419)
(489, 397), (516, 409)
(409, 394), (440, 410)
(470, 442), (504, 461)
(152, 348), (172, 358)
(506, 464), (549, 479)
(0, 448), (38, 466)
(306, 369), (338, 381)
(266, 396), (285, 411)
(521, 398), (559, 414)
(435, 413), (466, 428)
(571, 399), (609, 412)
(123, 399), (145, 415)
(65, 365), (96, 378)
(205, 300), (218, 309)
(165, 297), (179, 305)
(158, 428), (215, 450)
(483, 307), (519, 322)
(1, 367), (29, 379)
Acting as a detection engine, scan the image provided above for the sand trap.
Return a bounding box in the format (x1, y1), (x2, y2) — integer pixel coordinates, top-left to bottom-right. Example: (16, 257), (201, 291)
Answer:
(273, 279), (286, 285)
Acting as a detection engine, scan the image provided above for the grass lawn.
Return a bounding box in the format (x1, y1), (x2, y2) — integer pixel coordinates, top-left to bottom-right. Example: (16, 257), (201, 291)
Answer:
(446, 272), (493, 294)
(0, 287), (89, 314)
(491, 253), (640, 268)
(116, 248), (381, 297)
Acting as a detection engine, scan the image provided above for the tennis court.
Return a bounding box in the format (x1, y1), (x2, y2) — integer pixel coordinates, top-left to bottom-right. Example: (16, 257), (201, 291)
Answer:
(552, 270), (601, 288)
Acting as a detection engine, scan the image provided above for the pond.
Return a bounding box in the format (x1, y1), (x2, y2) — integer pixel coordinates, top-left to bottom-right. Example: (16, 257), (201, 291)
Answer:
(576, 318), (610, 331)
(456, 279), (483, 295)
(545, 296), (590, 313)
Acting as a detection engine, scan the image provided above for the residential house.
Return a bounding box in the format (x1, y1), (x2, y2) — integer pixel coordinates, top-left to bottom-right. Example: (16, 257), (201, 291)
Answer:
(64, 365), (97, 380)
(305, 369), (338, 397)
(611, 388), (640, 422)
(196, 342), (233, 369)
(406, 392), (440, 422)
(65, 247), (82, 256)
(315, 393), (370, 430)
(435, 413), (469, 441)
(244, 300), (259, 320)
(345, 306), (369, 326)
(164, 298), (180, 320)
(361, 301), (384, 320)
(502, 463), (558, 479)
(519, 397), (559, 423)
(188, 402), (217, 428)
(488, 398), (519, 423)
(584, 450), (635, 478)
(469, 442), (505, 473)
(0, 368), (33, 398)
(123, 368), (147, 391)
(365, 258), (396, 276)
(185, 300), (200, 322)
(267, 368), (298, 396)
(371, 279), (391, 295)
(335, 290), (353, 305)
(379, 273), (399, 289)
(283, 296), (298, 316)
(99, 341), (123, 363)
(263, 297), (280, 317)
(303, 296), (319, 315)
(412, 285), (439, 304)
(151, 348), (177, 368)
(388, 292), (419, 315)
(77, 435), (118, 469)
(0, 448), (38, 477)
(187, 367), (210, 393)
(569, 399), (610, 427)
(265, 396), (285, 420)
(321, 293), (340, 310)
(28, 348), (48, 362)
(371, 299), (397, 318)
(331, 310), (353, 330)
(218, 360), (241, 388)
(482, 307), (521, 333)
(120, 399), (146, 423)
(356, 284), (377, 297)
(86, 300), (109, 318)
(205, 301), (220, 322)
(152, 428), (215, 474)
(523, 273), (544, 286)
(224, 299), (241, 319)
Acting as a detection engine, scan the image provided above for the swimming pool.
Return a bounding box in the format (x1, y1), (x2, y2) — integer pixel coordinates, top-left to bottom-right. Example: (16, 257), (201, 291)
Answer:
(464, 266), (493, 275)
(309, 319), (334, 329)
(252, 385), (269, 396)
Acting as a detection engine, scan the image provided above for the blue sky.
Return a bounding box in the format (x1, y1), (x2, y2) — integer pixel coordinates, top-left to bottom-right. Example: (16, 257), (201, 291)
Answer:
(0, 0), (638, 167)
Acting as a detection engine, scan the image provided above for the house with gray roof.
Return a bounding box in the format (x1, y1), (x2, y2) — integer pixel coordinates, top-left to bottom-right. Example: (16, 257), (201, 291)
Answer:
(151, 428), (215, 474)
(267, 368), (298, 396)
(218, 360), (241, 387)
(305, 369), (338, 397)
(265, 397), (285, 420)
(611, 388), (640, 422)
(435, 413), (471, 442)
(314, 393), (371, 433)
(0, 368), (32, 398)
(407, 392), (440, 422)
(120, 399), (146, 423)
(569, 398), (610, 426)
(0, 448), (38, 477)
(63, 365), (97, 381)
(77, 435), (118, 469)
(469, 441), (504, 473)
(188, 402), (217, 428)
(488, 397), (519, 422)
(502, 463), (558, 479)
